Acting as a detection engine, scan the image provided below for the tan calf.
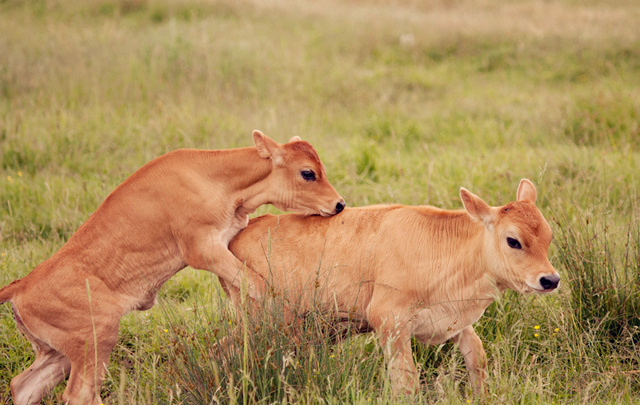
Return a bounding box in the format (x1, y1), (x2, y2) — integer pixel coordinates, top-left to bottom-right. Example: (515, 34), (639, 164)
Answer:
(0, 130), (345, 405)
(228, 179), (559, 394)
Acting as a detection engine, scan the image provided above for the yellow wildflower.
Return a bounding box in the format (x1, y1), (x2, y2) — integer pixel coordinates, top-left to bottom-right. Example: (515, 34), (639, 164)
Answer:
(7, 176), (14, 183)
(534, 325), (540, 330)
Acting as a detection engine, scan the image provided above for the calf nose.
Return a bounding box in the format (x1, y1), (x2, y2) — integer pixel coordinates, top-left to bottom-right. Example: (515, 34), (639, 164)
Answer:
(539, 274), (560, 290)
(335, 200), (345, 214)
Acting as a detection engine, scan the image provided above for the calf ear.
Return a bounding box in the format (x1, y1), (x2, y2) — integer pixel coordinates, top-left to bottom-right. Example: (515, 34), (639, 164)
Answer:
(460, 188), (492, 223)
(253, 130), (284, 166)
(516, 179), (537, 204)
(289, 136), (301, 142)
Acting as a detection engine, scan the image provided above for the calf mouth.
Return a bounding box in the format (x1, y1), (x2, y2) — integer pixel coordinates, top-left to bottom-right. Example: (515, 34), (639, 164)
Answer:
(533, 287), (558, 294)
(320, 201), (346, 217)
(525, 274), (560, 294)
(528, 279), (560, 294)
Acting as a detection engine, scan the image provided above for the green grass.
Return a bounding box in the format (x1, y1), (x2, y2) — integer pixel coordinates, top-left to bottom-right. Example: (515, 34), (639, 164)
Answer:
(1, 0), (640, 403)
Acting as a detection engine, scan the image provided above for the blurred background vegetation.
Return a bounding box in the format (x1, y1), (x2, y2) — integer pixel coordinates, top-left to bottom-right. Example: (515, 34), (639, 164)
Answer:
(1, 0), (639, 403)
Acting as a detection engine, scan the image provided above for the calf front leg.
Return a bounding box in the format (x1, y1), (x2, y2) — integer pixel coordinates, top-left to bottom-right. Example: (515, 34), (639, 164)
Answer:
(183, 239), (267, 300)
(451, 326), (487, 394)
(219, 277), (301, 331)
(368, 303), (419, 394)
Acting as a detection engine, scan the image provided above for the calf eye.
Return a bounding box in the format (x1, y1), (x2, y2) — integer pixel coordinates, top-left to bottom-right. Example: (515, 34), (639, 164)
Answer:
(301, 170), (316, 182)
(507, 237), (522, 249)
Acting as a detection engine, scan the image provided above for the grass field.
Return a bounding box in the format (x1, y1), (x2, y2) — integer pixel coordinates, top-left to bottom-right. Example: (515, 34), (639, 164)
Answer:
(1, 0), (639, 403)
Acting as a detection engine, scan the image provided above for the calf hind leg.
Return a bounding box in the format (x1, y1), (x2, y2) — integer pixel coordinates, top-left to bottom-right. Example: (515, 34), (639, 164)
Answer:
(61, 333), (119, 405)
(11, 347), (71, 405)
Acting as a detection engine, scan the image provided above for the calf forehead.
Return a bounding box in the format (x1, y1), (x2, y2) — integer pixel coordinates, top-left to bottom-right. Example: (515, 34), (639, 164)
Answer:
(285, 141), (322, 164)
(499, 202), (551, 238)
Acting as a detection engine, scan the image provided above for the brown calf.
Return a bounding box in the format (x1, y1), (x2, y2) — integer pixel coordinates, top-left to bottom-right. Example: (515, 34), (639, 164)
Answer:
(0, 130), (345, 405)
(228, 179), (559, 394)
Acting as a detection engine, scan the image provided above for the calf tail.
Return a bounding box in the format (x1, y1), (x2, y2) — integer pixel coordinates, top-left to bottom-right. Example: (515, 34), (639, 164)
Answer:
(0, 279), (21, 304)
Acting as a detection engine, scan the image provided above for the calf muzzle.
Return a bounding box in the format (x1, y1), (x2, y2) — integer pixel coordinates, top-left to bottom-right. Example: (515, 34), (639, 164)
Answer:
(539, 274), (560, 291)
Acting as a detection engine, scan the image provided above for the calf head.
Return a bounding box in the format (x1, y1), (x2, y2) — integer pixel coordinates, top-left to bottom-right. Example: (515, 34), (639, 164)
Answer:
(460, 179), (559, 294)
(253, 130), (345, 216)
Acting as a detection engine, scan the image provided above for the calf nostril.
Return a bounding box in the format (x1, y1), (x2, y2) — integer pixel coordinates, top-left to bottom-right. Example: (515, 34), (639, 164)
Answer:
(335, 201), (345, 213)
(540, 274), (560, 290)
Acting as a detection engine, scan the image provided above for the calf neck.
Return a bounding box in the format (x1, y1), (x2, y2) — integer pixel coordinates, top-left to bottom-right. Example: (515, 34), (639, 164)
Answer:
(228, 179), (559, 394)
(0, 130), (345, 405)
